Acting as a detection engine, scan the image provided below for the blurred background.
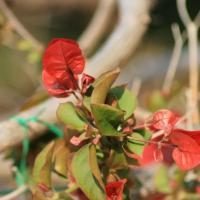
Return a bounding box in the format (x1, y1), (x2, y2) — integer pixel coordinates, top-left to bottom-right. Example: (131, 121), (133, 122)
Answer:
(0, 0), (199, 120)
(0, 0), (200, 199)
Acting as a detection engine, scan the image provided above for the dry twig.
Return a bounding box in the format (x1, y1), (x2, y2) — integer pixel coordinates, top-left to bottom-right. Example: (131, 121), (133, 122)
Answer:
(85, 0), (152, 76)
(79, 0), (116, 56)
(177, 0), (200, 125)
(0, 0), (44, 51)
(0, 185), (28, 200)
(162, 23), (184, 94)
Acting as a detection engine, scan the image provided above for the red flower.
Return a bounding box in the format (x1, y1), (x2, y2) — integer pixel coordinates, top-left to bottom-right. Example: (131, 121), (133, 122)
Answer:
(81, 73), (95, 94)
(138, 128), (200, 170)
(106, 179), (127, 200)
(196, 186), (200, 194)
(170, 129), (200, 170)
(148, 109), (180, 134)
(138, 135), (173, 166)
(42, 38), (85, 97)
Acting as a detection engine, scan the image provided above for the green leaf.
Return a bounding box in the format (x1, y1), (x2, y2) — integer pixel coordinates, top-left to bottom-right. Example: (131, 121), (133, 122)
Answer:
(32, 142), (55, 188)
(91, 68), (120, 104)
(139, 129), (152, 141)
(107, 149), (128, 169)
(17, 40), (32, 51)
(72, 144), (105, 200)
(154, 165), (171, 193)
(32, 189), (50, 200)
(109, 86), (137, 119)
(127, 133), (145, 156)
(53, 140), (69, 177)
(91, 103), (124, 136)
(83, 96), (91, 111)
(149, 90), (167, 111)
(89, 145), (105, 189)
(28, 50), (41, 64)
(57, 102), (86, 131)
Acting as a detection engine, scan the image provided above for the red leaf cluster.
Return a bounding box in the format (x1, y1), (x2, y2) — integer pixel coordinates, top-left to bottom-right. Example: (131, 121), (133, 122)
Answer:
(147, 109), (180, 135)
(106, 179), (127, 200)
(136, 109), (200, 170)
(42, 38), (94, 98)
(81, 73), (95, 94)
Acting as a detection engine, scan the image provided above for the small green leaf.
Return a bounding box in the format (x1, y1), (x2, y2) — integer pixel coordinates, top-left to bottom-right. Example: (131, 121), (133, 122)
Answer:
(154, 165), (171, 193)
(57, 102), (86, 131)
(127, 133), (145, 156)
(149, 90), (167, 111)
(91, 103), (124, 136)
(109, 86), (137, 118)
(28, 50), (41, 64)
(72, 144), (105, 200)
(32, 189), (50, 200)
(53, 140), (70, 177)
(83, 96), (91, 111)
(107, 149), (128, 169)
(139, 129), (152, 141)
(32, 142), (55, 188)
(89, 145), (105, 190)
(91, 68), (120, 104)
(17, 40), (32, 51)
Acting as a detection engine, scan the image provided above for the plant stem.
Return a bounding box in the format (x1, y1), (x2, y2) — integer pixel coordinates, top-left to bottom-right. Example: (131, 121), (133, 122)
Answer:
(188, 22), (199, 125)
(0, 185), (28, 200)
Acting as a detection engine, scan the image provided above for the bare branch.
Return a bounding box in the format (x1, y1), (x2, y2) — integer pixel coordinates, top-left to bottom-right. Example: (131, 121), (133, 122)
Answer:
(0, 0), (153, 152)
(0, 185), (27, 200)
(131, 77), (142, 97)
(177, 0), (191, 26)
(79, 0), (116, 56)
(134, 107), (151, 121)
(0, 0), (44, 51)
(177, 0), (200, 125)
(85, 0), (152, 76)
(194, 11), (200, 27)
(188, 22), (199, 125)
(162, 23), (184, 94)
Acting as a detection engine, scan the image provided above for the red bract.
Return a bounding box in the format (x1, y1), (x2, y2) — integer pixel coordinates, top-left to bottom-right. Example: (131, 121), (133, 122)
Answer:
(148, 109), (180, 134)
(42, 38), (85, 97)
(196, 186), (200, 194)
(106, 179), (127, 200)
(81, 73), (95, 94)
(170, 129), (200, 170)
(138, 136), (173, 166)
(70, 136), (82, 146)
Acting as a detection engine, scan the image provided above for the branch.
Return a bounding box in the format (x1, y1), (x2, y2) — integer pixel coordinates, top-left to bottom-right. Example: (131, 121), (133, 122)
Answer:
(194, 11), (200, 28)
(79, 0), (116, 56)
(85, 0), (152, 76)
(177, 0), (200, 125)
(0, 0), (153, 152)
(0, 0), (44, 51)
(162, 23), (184, 94)
(177, 0), (191, 26)
(0, 185), (27, 200)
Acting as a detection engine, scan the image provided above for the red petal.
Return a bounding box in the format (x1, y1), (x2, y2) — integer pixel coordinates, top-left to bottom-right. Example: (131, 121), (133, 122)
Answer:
(196, 186), (200, 194)
(106, 179), (127, 200)
(81, 73), (95, 94)
(153, 148), (163, 162)
(42, 38), (85, 96)
(43, 38), (85, 75)
(148, 109), (180, 133)
(38, 183), (50, 192)
(139, 135), (173, 166)
(170, 130), (200, 170)
(173, 128), (200, 146)
(42, 70), (71, 97)
(70, 136), (82, 146)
